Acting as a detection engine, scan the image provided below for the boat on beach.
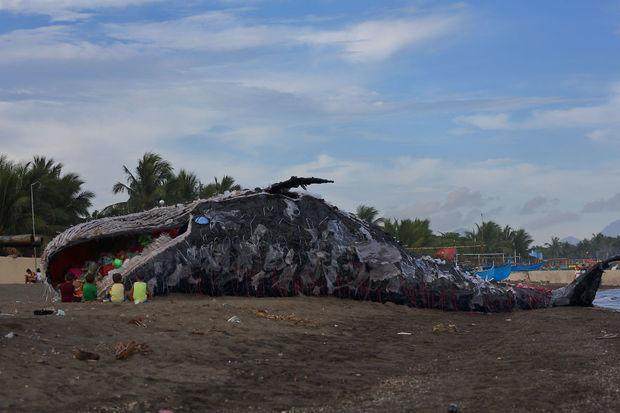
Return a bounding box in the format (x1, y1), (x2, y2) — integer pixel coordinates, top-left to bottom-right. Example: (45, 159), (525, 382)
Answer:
(511, 262), (545, 272)
(475, 263), (512, 281)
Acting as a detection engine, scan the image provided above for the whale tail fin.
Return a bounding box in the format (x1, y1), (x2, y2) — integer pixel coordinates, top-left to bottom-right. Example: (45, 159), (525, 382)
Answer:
(551, 255), (620, 307)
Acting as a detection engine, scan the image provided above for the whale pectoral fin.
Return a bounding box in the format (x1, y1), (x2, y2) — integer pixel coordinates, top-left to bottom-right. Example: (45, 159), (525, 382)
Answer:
(551, 255), (620, 307)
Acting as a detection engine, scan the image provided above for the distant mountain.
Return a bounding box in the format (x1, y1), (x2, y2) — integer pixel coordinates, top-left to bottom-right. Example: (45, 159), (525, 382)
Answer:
(561, 236), (581, 245)
(453, 227), (469, 236)
(601, 220), (620, 237)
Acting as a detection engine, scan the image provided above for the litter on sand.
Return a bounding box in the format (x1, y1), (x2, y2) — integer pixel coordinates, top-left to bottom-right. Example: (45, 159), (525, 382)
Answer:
(227, 316), (241, 324)
(397, 332), (413, 335)
(128, 316), (147, 327)
(114, 341), (150, 360)
(596, 333), (619, 340)
(432, 323), (458, 334)
(254, 309), (318, 327)
(34, 309), (55, 316)
(73, 349), (100, 361)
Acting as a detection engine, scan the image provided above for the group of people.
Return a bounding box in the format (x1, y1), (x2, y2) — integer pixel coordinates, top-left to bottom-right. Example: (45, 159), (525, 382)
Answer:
(57, 272), (151, 304)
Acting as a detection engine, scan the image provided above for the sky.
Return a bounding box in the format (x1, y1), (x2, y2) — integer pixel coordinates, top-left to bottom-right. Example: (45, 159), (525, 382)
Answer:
(1, 0), (619, 243)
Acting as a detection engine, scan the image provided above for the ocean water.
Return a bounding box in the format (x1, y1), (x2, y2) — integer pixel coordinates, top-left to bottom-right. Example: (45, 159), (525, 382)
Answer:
(593, 289), (620, 311)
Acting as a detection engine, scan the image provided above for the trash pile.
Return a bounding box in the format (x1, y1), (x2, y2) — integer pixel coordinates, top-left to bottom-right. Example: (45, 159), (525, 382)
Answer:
(47, 227), (181, 297)
(42, 176), (614, 313)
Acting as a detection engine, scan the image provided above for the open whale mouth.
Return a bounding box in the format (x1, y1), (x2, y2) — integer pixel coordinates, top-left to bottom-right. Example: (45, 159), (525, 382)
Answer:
(42, 203), (195, 285)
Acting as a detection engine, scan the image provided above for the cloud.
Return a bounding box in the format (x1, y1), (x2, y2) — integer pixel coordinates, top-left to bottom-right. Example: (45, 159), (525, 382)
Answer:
(106, 12), (290, 52)
(525, 211), (580, 229)
(586, 129), (617, 142)
(452, 83), (620, 140)
(520, 196), (559, 215)
(297, 14), (462, 62)
(582, 193), (620, 213)
(0, 0), (161, 21)
(442, 187), (484, 211)
(0, 25), (135, 62)
(454, 113), (510, 130)
(104, 11), (463, 61)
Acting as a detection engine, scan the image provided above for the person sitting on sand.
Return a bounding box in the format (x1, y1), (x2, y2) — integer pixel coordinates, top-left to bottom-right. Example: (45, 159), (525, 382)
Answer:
(82, 273), (98, 302)
(59, 273), (79, 303)
(73, 276), (84, 301)
(109, 273), (125, 303)
(24, 269), (36, 284)
(129, 273), (150, 304)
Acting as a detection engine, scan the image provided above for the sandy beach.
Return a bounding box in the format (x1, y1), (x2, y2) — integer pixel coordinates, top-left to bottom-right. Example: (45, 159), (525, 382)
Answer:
(1, 284), (619, 412)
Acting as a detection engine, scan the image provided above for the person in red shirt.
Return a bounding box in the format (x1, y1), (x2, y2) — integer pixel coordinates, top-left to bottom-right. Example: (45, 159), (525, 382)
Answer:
(58, 273), (78, 303)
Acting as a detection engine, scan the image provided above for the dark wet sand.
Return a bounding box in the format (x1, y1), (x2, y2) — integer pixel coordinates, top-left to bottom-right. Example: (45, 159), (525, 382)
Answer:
(1, 284), (619, 412)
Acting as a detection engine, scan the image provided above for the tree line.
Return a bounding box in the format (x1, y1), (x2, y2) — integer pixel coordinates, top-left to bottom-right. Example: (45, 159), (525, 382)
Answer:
(355, 204), (534, 258)
(94, 152), (240, 217)
(0, 152), (241, 237)
(1, 152), (619, 260)
(534, 235), (620, 260)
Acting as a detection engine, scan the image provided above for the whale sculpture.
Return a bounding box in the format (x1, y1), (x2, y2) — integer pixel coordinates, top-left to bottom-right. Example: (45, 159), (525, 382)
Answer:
(42, 177), (616, 312)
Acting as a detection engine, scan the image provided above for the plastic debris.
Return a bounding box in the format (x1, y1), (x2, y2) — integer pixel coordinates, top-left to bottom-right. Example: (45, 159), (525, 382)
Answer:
(432, 323), (458, 334)
(115, 341), (150, 360)
(227, 316), (241, 324)
(73, 349), (100, 361)
(56, 309), (66, 317)
(596, 333), (619, 340)
(128, 316), (147, 327)
(397, 332), (413, 335)
(448, 403), (459, 413)
(254, 309), (318, 327)
(4, 332), (15, 339)
(34, 309), (55, 316)
(40, 175), (611, 314)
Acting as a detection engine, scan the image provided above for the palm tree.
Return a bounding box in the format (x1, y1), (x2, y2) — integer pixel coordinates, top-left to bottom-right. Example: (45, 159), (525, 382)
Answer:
(355, 204), (382, 225)
(382, 218), (400, 238)
(0, 154), (94, 236)
(466, 221), (505, 253)
(165, 169), (201, 204)
(544, 236), (564, 258)
(199, 175), (241, 198)
(397, 218), (433, 248)
(24, 157), (94, 235)
(113, 152), (173, 212)
(511, 228), (533, 258)
(0, 155), (26, 234)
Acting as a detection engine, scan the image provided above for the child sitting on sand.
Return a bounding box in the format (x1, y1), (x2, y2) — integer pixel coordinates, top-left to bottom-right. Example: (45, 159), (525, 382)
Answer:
(129, 274), (150, 304)
(109, 273), (125, 303)
(82, 273), (98, 302)
(73, 276), (84, 301)
(59, 273), (78, 303)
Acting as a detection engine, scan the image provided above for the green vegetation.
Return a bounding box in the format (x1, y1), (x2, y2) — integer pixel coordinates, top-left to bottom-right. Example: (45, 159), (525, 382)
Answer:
(534, 234), (620, 260)
(93, 153), (244, 218)
(355, 205), (382, 225)
(355, 204), (533, 257)
(0, 155), (94, 236)
(2, 150), (619, 262)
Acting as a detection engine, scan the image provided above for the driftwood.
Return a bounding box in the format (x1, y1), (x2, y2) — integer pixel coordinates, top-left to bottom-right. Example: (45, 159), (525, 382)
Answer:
(0, 234), (42, 247)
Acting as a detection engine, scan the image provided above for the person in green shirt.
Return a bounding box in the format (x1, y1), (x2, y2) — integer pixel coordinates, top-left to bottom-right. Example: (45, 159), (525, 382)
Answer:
(82, 273), (98, 302)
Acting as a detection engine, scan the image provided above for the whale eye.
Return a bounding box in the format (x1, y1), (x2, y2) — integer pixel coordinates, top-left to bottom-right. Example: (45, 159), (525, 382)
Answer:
(194, 216), (210, 225)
